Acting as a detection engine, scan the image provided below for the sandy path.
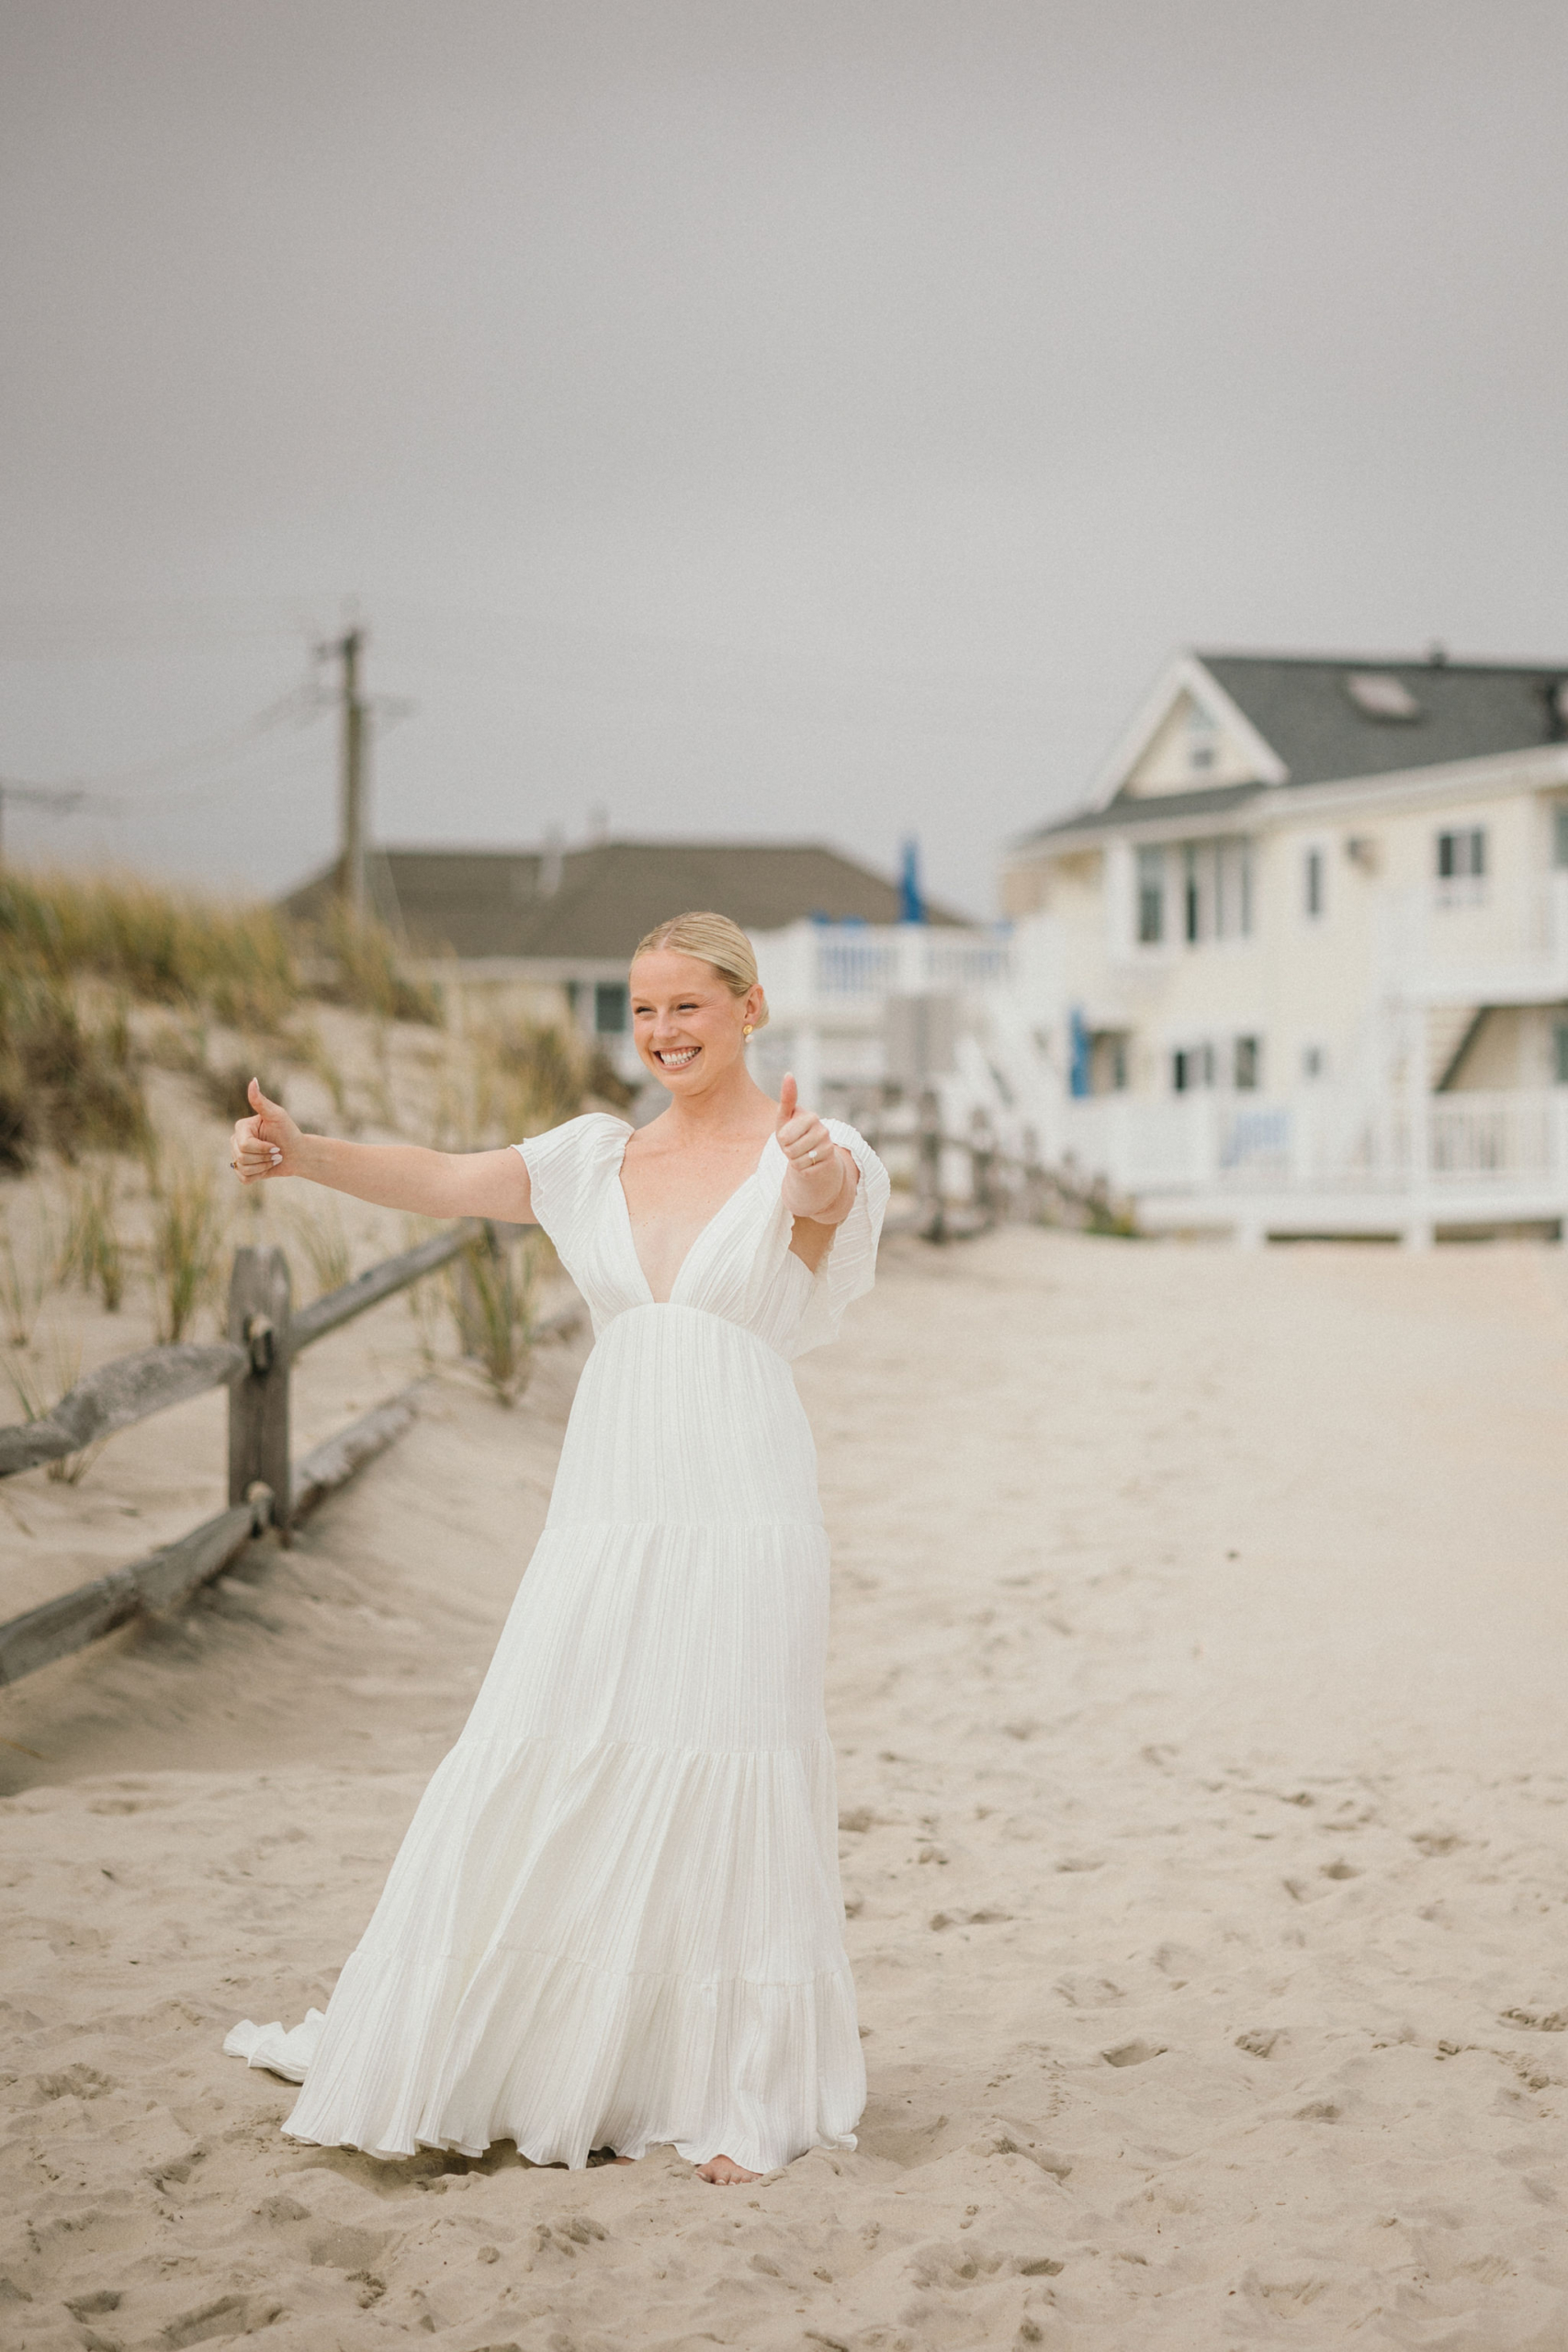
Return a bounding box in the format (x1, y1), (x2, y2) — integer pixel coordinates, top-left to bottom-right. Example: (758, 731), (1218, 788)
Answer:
(4, 1229), (1567, 2349)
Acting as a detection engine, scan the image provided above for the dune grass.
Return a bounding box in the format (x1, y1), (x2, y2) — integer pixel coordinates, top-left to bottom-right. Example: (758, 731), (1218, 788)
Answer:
(439, 1016), (593, 1151)
(0, 868), (299, 1031)
(447, 1226), (540, 1406)
(0, 967), (147, 1169)
(0, 868), (453, 1174)
(306, 899), (442, 1026)
(149, 1151), (228, 1343)
(0, 866), (596, 1383)
(59, 1164), (128, 1312)
(283, 1195), (355, 1300)
(0, 1204), (55, 1349)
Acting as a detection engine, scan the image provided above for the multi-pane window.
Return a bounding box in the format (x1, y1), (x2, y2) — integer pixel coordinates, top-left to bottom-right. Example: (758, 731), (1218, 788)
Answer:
(1303, 845), (1325, 918)
(1136, 846), (1166, 944)
(1134, 835), (1255, 948)
(594, 981), (628, 1035)
(1180, 838), (1254, 944)
(1436, 827), (1487, 906)
(1170, 1036), (1263, 1093)
(1171, 1044), (1216, 1092)
(1219, 840), (1253, 937)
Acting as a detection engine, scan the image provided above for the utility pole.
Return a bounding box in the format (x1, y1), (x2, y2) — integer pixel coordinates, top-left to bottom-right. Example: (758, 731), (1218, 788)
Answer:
(326, 626), (368, 920)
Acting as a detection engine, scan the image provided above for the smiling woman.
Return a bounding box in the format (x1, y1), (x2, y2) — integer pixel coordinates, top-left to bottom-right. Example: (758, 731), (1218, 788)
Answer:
(223, 909), (890, 2188)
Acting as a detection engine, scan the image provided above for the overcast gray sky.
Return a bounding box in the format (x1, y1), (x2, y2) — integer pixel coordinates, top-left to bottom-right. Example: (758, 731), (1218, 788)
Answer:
(3, 0), (1565, 916)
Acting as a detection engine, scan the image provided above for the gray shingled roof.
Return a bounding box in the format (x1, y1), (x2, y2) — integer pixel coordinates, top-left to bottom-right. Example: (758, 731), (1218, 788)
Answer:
(1018, 782), (1266, 843)
(1201, 652), (1568, 786)
(1018, 651), (1568, 847)
(285, 839), (964, 959)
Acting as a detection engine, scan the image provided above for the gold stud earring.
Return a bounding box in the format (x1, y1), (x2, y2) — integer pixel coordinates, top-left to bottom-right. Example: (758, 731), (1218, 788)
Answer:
(742, 1023), (754, 1039)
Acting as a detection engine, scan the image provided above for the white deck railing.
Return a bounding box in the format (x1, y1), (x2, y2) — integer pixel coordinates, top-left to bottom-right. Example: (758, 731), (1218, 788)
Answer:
(1060, 1087), (1568, 1202)
(756, 921), (1012, 1013)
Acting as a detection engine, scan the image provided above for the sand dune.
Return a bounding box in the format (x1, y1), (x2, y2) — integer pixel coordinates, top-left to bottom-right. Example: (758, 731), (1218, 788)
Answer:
(4, 1227), (1568, 2349)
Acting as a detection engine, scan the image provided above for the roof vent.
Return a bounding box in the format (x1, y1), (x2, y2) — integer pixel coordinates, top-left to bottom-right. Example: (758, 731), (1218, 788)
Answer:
(1346, 671), (1421, 722)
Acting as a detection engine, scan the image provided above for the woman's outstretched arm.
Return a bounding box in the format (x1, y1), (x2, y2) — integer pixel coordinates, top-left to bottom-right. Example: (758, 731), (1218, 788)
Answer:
(230, 1080), (536, 1225)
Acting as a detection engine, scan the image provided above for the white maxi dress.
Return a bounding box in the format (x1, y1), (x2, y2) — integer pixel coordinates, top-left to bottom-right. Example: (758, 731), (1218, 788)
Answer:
(225, 1111), (889, 2175)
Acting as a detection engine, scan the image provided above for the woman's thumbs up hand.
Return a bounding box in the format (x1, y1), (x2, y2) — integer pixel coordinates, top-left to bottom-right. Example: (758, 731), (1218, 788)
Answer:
(231, 1077), (301, 1183)
(774, 1071), (840, 1217)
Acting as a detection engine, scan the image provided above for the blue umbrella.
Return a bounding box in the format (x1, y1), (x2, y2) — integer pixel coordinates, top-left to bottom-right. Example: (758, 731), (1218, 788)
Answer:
(899, 836), (926, 924)
(1068, 1006), (1092, 1098)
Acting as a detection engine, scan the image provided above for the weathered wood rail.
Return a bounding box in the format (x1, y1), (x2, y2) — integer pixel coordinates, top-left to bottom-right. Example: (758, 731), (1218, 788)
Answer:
(866, 1089), (1134, 1243)
(0, 1220), (580, 1689)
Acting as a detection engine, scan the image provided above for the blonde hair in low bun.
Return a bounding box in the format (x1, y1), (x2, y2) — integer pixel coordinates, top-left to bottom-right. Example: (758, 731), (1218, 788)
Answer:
(631, 910), (769, 1032)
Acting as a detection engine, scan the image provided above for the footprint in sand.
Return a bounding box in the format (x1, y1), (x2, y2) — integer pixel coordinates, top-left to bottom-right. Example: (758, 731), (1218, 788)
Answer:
(1101, 2040), (1166, 2068)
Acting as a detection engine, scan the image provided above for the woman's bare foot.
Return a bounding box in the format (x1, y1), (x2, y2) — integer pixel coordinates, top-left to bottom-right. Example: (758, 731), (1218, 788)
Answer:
(697, 2154), (761, 2185)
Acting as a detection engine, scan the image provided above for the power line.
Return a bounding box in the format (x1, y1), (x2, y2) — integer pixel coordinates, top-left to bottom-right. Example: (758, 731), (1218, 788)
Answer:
(0, 781), (94, 863)
(0, 673), (330, 812)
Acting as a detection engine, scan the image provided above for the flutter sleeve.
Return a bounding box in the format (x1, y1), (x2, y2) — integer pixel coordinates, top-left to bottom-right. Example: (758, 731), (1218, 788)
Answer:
(786, 1120), (891, 1358)
(514, 1112), (628, 1256)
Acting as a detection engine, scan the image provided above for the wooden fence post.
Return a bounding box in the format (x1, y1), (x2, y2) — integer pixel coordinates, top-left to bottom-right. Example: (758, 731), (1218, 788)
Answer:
(1021, 1125), (1048, 1225)
(228, 1246), (292, 1539)
(970, 1110), (998, 1227)
(917, 1087), (946, 1243)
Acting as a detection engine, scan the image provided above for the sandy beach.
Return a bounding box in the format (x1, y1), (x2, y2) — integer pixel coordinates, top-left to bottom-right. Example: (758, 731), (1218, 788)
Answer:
(4, 1223), (1567, 2350)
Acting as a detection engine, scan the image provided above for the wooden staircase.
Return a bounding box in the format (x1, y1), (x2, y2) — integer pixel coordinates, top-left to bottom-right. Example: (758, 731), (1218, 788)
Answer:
(1428, 1003), (1485, 1091)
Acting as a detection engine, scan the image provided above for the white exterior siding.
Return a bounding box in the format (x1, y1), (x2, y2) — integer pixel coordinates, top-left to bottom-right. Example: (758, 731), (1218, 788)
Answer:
(994, 653), (1568, 1238)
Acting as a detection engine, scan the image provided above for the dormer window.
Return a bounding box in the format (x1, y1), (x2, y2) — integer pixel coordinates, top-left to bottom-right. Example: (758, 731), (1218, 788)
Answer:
(1187, 702), (1219, 774)
(1346, 671), (1422, 721)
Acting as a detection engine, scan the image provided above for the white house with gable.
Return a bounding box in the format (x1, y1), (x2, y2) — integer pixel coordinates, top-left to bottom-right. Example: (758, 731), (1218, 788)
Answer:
(996, 650), (1568, 1241)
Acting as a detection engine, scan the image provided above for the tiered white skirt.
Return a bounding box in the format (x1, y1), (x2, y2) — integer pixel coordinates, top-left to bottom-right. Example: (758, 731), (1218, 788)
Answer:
(226, 1306), (865, 2173)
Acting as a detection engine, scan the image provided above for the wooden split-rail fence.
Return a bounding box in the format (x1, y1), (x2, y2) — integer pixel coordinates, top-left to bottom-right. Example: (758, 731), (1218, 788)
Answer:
(0, 1097), (1116, 1695)
(0, 1221), (580, 1691)
(872, 1089), (1132, 1243)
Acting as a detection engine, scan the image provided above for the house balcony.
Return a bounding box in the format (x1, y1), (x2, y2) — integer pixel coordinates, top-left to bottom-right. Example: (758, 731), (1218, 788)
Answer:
(1059, 1086), (1568, 1244)
(752, 920), (1013, 1027)
(1385, 872), (1568, 1009)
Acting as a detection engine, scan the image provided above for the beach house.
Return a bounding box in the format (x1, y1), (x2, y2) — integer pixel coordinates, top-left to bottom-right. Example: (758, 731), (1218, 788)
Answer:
(998, 650), (1568, 1239)
(284, 836), (981, 1092)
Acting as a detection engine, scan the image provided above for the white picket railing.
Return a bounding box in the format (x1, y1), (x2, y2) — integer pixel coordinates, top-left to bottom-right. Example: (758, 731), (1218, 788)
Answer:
(756, 920), (1013, 1014)
(811, 933), (903, 997)
(1060, 1087), (1568, 1203)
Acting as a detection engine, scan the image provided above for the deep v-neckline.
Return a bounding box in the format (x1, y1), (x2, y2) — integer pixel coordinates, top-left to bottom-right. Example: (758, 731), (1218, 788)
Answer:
(615, 1126), (777, 1306)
